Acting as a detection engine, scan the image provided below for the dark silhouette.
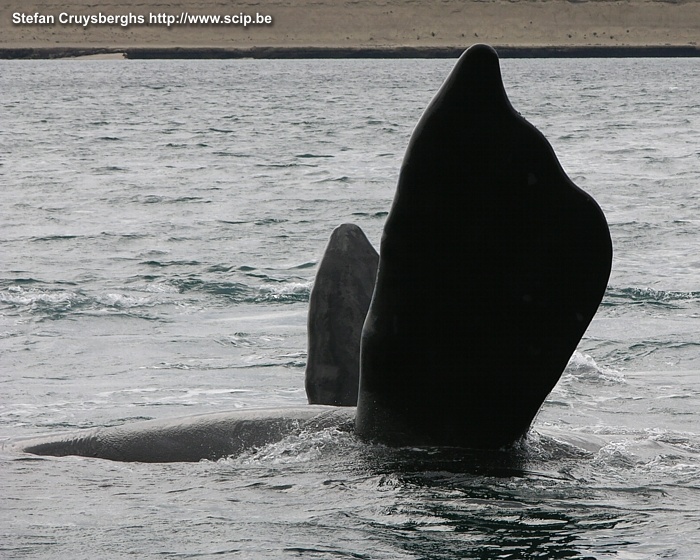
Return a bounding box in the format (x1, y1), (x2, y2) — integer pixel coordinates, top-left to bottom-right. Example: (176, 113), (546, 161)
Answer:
(356, 44), (612, 449)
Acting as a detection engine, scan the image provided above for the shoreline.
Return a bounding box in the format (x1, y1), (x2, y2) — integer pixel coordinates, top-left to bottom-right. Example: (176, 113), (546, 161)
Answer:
(2, 45), (700, 60)
(3, 0), (698, 59)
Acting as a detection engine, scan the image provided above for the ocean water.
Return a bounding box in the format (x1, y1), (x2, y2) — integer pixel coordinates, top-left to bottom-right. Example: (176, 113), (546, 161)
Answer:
(1, 56), (699, 559)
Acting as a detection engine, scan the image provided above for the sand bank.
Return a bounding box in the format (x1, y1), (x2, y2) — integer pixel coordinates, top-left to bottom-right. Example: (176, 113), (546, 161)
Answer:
(1, 0), (699, 58)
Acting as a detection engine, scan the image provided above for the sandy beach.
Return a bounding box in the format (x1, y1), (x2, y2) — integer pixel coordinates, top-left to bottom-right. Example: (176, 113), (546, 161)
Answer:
(1, 0), (699, 57)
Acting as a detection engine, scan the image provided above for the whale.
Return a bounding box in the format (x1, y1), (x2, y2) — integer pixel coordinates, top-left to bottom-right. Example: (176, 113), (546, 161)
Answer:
(9, 407), (354, 463)
(8, 44), (612, 463)
(356, 44), (613, 449)
(306, 223), (378, 406)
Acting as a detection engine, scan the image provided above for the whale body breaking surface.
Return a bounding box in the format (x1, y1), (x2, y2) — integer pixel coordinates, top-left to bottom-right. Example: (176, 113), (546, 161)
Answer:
(8, 44), (612, 463)
(14, 407), (354, 463)
(357, 43), (612, 449)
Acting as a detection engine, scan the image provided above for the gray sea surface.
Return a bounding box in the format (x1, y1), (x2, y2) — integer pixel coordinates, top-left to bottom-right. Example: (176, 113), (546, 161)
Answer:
(1, 56), (699, 559)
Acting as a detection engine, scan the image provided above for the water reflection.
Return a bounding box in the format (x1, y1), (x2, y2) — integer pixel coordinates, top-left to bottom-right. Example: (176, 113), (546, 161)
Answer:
(355, 443), (640, 559)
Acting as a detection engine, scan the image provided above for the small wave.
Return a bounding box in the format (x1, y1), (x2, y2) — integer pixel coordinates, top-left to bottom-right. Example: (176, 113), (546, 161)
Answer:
(0, 285), (159, 318)
(288, 261), (316, 270)
(231, 359), (305, 370)
(206, 264), (235, 273)
(257, 162), (301, 169)
(131, 281), (179, 294)
(164, 277), (310, 304)
(30, 235), (80, 242)
(295, 153), (334, 158)
(218, 152), (252, 158)
(244, 271), (285, 283)
(96, 293), (156, 309)
(588, 428), (700, 483)
(522, 425), (700, 491)
(171, 197), (210, 204)
(351, 211), (388, 218)
(217, 219), (249, 225)
(315, 176), (351, 184)
(141, 260), (201, 268)
(0, 286), (85, 314)
(254, 218), (288, 226)
(130, 194), (209, 205)
(133, 194), (163, 204)
(563, 352), (623, 384)
(254, 282), (311, 304)
(104, 416), (156, 426)
(1, 277), (43, 286)
(603, 286), (700, 307)
(169, 278), (252, 300)
(233, 426), (358, 466)
(102, 232), (149, 240)
(93, 165), (126, 173)
(520, 430), (597, 463)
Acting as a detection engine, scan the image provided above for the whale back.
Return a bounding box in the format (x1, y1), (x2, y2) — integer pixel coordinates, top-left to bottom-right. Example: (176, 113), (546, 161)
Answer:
(16, 407), (355, 462)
